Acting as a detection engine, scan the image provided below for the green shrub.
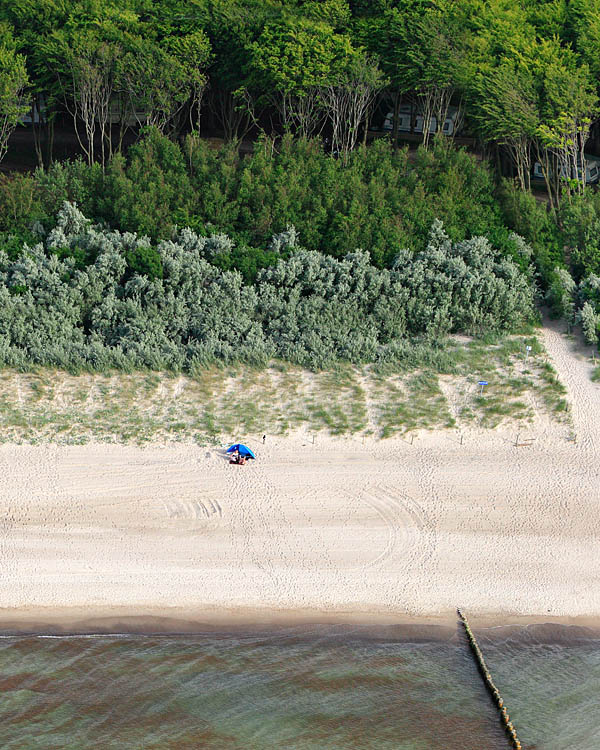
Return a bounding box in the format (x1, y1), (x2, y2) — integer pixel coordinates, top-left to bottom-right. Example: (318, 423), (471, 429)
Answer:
(1, 129), (556, 287)
(497, 179), (563, 286)
(54, 130), (525, 272)
(97, 127), (193, 240)
(0, 173), (44, 231)
(34, 158), (104, 222)
(0, 229), (39, 260)
(0, 202), (535, 373)
(546, 267), (576, 320)
(559, 192), (600, 281)
(191, 136), (520, 268)
(124, 241), (163, 280)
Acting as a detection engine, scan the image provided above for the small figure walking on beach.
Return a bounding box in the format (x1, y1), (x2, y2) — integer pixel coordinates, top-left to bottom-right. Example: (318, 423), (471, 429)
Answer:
(262, 434), (266, 444)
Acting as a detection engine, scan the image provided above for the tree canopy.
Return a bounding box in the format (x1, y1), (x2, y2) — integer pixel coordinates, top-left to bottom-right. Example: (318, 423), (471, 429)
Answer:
(3, 0), (600, 348)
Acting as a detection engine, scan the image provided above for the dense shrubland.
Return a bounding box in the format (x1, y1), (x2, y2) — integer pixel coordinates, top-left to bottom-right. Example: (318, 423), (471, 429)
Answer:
(0, 128), (598, 348)
(499, 181), (600, 344)
(0, 202), (534, 373)
(0, 132), (517, 275)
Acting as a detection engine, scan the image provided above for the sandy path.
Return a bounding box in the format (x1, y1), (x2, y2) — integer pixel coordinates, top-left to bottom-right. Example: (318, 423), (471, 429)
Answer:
(541, 319), (600, 452)
(0, 327), (599, 632)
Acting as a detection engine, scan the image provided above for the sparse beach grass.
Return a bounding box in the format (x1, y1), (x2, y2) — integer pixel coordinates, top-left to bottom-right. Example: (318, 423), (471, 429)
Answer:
(0, 333), (570, 444)
(372, 371), (452, 439)
(437, 334), (570, 428)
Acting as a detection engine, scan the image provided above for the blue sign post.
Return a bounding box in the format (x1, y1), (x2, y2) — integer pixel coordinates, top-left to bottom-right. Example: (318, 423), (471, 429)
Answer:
(478, 380), (488, 396)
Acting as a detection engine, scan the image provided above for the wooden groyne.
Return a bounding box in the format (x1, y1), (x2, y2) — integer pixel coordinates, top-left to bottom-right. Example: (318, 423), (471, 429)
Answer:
(457, 609), (522, 750)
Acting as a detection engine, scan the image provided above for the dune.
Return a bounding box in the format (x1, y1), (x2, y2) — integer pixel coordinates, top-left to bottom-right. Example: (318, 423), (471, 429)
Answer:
(0, 321), (599, 633)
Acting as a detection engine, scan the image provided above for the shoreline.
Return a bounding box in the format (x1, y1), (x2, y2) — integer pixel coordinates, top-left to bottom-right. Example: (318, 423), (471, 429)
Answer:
(1, 607), (600, 639)
(1, 424), (599, 631)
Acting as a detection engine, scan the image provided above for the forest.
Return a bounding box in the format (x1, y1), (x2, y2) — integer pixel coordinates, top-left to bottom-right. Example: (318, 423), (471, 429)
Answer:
(1, 0), (600, 364)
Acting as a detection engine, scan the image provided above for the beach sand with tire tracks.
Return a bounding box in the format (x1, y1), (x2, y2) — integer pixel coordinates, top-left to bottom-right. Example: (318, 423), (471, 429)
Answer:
(0, 321), (599, 633)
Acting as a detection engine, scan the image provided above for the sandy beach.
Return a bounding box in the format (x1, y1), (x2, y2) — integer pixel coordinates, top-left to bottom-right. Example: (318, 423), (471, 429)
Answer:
(1, 323), (599, 633)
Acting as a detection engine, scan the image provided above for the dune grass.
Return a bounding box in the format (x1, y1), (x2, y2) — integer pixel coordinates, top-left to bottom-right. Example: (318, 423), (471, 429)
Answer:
(371, 371), (453, 439)
(0, 334), (570, 445)
(436, 334), (569, 428)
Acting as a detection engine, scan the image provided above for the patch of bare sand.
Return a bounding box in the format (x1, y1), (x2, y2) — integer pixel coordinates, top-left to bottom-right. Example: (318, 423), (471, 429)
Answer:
(541, 318), (600, 451)
(0, 325), (599, 632)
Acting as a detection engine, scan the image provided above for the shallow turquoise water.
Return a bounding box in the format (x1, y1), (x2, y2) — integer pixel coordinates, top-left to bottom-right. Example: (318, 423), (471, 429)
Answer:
(0, 624), (597, 749)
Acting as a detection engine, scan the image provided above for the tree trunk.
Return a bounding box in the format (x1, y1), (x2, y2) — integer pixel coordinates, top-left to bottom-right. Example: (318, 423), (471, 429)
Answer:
(46, 118), (55, 166)
(535, 143), (557, 214)
(391, 89), (401, 150)
(31, 97), (44, 169)
(420, 90), (435, 150)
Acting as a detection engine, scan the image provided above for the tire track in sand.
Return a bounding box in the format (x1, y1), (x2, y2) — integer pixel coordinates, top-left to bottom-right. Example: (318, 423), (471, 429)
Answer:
(349, 484), (434, 571)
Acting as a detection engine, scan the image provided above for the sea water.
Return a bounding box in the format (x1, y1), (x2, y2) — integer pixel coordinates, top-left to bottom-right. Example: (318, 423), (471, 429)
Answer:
(0, 624), (597, 749)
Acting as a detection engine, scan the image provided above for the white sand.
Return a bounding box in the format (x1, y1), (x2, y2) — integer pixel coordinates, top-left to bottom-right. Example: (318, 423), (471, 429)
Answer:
(1, 322), (599, 631)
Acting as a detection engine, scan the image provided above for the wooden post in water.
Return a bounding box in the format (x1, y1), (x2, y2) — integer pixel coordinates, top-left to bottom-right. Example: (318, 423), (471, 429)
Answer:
(457, 609), (523, 750)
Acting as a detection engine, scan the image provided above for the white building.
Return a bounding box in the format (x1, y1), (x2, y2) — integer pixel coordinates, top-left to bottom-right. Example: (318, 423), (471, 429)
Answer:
(532, 156), (600, 185)
(20, 95), (46, 125)
(382, 105), (460, 136)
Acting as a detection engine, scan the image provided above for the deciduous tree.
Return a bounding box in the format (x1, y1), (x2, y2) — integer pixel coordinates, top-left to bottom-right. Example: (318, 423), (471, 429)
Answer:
(0, 26), (28, 163)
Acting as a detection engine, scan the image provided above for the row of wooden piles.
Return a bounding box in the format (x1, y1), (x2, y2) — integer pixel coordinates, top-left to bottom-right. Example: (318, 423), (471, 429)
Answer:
(457, 608), (523, 750)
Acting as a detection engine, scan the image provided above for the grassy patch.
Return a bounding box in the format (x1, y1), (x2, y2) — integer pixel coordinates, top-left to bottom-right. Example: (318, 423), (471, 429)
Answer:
(0, 333), (571, 444)
(438, 333), (571, 427)
(370, 370), (451, 437)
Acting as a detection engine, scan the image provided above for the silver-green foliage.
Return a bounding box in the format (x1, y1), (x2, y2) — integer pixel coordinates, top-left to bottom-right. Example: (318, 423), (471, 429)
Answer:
(0, 203), (535, 371)
(392, 219), (534, 339)
(546, 271), (600, 350)
(547, 266), (577, 321)
(580, 301), (599, 345)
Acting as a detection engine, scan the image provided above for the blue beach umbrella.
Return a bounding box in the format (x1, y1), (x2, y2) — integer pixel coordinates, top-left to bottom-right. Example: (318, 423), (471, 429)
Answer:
(227, 443), (256, 459)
